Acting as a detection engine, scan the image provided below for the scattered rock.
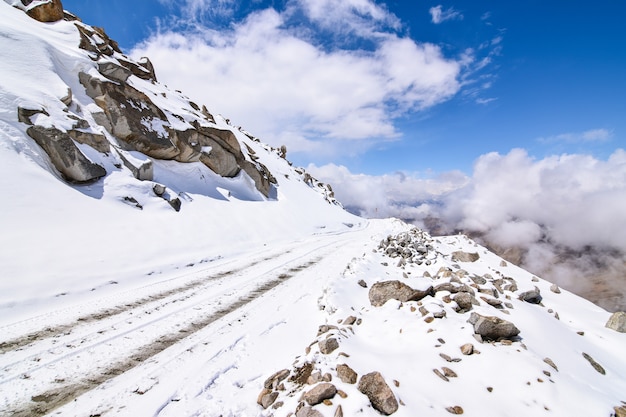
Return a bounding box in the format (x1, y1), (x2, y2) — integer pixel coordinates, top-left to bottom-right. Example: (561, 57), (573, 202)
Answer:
(358, 279), (368, 288)
(358, 371), (399, 415)
(605, 312), (626, 333)
(336, 364), (357, 384)
(550, 283), (561, 294)
(468, 312), (520, 342)
(319, 338), (339, 355)
(369, 280), (434, 307)
(304, 383), (337, 406)
(460, 343), (474, 355)
(433, 369), (449, 382)
(343, 316), (357, 325)
(334, 404), (344, 417)
(290, 363), (314, 386)
(442, 367), (458, 378)
(264, 369), (290, 390)
(451, 251), (479, 262)
(296, 406), (324, 417)
(446, 405), (464, 414)
(614, 405), (626, 417)
(582, 352), (606, 375)
(543, 357), (558, 372)
(453, 293), (478, 313)
(257, 388), (278, 409)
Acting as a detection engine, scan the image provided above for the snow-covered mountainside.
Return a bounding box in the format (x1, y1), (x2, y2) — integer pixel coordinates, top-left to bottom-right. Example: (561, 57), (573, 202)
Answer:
(0, 2), (625, 417)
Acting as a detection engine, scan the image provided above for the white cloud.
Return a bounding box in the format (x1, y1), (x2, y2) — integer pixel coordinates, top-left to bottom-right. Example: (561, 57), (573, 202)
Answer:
(132, 3), (464, 157)
(538, 128), (614, 144)
(310, 149), (626, 310)
(429, 5), (463, 24)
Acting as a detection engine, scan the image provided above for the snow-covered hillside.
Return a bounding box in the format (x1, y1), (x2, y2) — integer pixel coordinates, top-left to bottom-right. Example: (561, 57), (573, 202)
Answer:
(0, 2), (625, 417)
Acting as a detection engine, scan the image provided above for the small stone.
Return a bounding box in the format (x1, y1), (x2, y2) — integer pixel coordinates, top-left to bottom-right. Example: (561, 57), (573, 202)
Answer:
(343, 316), (357, 325)
(518, 287), (542, 304)
(460, 343), (474, 355)
(433, 368), (449, 382)
(614, 405), (626, 417)
(550, 284), (561, 294)
(582, 352), (606, 375)
(424, 316), (434, 323)
(258, 390), (279, 409)
(337, 390), (348, 398)
(487, 387), (493, 392)
(446, 405), (464, 414)
(358, 279), (367, 288)
(543, 357), (558, 372)
(334, 404), (344, 417)
(442, 367), (457, 378)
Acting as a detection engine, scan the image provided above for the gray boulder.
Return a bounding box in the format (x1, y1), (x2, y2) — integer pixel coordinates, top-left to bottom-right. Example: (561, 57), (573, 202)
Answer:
(519, 287), (542, 304)
(468, 312), (520, 341)
(605, 311), (626, 333)
(369, 280), (434, 307)
(358, 371), (398, 415)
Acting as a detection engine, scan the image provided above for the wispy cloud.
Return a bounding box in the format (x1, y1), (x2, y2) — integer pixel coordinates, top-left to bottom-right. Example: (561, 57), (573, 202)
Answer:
(429, 5), (463, 24)
(538, 128), (614, 144)
(133, 1), (467, 159)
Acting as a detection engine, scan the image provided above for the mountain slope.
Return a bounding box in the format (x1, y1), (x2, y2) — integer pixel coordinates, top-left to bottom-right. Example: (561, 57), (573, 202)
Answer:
(0, 2), (624, 417)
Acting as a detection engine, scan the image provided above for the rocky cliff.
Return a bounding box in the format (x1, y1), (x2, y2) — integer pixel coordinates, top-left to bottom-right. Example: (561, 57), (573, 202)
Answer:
(6, 0), (338, 204)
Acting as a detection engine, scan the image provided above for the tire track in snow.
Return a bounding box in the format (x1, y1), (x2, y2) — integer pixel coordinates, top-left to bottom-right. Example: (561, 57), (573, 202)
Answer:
(1, 247), (326, 417)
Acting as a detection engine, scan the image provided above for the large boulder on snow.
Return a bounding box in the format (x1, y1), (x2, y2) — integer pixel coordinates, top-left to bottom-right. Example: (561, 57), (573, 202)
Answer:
(358, 371), (398, 415)
(26, 125), (106, 183)
(468, 312), (520, 342)
(369, 280), (434, 307)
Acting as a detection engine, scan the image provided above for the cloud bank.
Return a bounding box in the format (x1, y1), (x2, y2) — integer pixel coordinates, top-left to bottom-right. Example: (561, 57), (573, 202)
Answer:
(133, 0), (495, 162)
(309, 148), (626, 311)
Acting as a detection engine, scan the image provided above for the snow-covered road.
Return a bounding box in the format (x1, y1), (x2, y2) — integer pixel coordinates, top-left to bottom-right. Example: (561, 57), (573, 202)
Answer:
(0, 222), (380, 417)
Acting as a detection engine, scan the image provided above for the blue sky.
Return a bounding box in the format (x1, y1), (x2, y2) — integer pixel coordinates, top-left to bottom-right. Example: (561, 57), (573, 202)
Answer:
(62, 0), (625, 176)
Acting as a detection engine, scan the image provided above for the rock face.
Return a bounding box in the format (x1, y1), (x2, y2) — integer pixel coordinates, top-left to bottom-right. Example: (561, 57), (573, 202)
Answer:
(369, 280), (434, 307)
(357, 372), (399, 415)
(468, 312), (520, 341)
(26, 126), (106, 183)
(605, 311), (626, 333)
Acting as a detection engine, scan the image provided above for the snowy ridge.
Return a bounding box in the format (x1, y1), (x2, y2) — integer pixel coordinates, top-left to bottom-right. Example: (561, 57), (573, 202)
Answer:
(0, 2), (625, 417)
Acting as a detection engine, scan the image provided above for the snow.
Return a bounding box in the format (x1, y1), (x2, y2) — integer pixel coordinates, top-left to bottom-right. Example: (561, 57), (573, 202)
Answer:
(0, 2), (625, 416)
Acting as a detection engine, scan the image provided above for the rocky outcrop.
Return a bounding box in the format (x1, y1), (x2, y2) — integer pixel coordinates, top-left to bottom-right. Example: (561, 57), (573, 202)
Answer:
(358, 371), (399, 415)
(22, 0), (64, 22)
(605, 311), (626, 333)
(26, 126), (106, 183)
(468, 312), (520, 342)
